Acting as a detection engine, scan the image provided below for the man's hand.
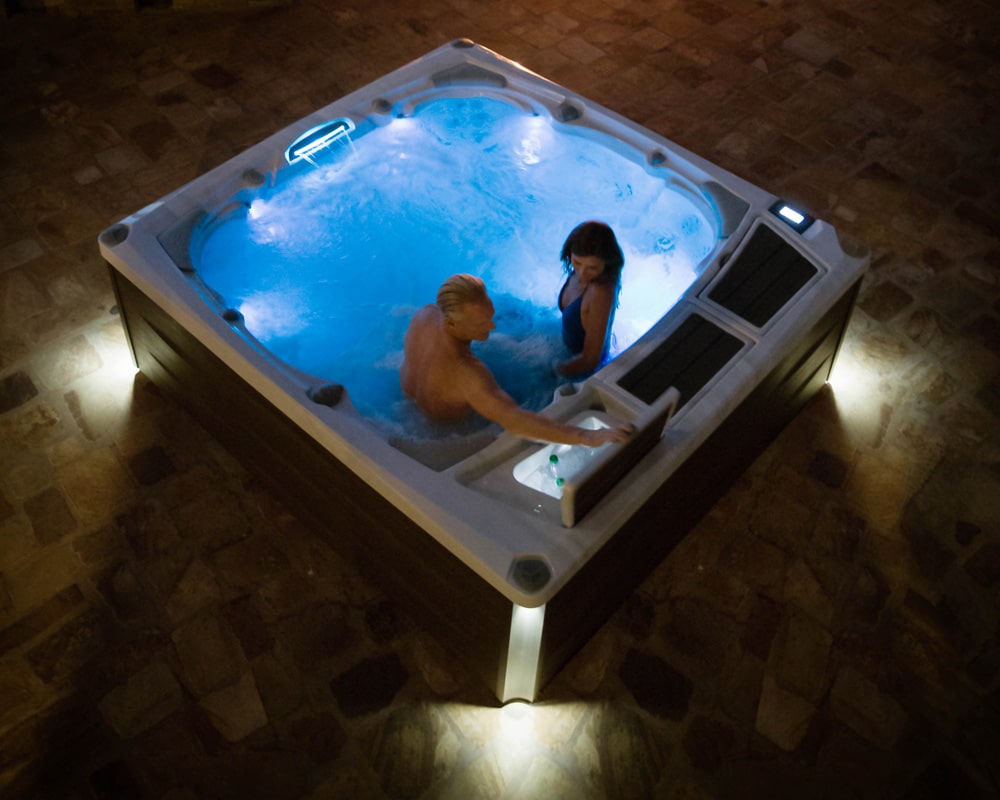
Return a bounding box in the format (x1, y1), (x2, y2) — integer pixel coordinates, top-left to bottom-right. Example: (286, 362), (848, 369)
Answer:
(580, 424), (634, 447)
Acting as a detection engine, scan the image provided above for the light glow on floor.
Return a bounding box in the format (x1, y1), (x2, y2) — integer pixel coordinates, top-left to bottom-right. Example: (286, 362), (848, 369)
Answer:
(826, 348), (887, 445)
(104, 344), (140, 390)
(828, 349), (879, 410)
(91, 326), (141, 410)
(438, 699), (596, 793)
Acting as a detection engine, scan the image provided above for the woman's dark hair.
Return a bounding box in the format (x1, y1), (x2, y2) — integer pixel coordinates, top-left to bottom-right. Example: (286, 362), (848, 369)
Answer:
(560, 221), (624, 285)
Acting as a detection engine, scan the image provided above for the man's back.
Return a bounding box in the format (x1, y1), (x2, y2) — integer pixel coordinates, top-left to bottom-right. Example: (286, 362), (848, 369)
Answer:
(401, 305), (480, 420)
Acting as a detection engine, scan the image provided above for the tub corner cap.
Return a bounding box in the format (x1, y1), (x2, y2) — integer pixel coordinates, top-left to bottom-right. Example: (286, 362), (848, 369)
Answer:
(509, 556), (552, 595)
(99, 224), (130, 247)
(836, 228), (871, 262)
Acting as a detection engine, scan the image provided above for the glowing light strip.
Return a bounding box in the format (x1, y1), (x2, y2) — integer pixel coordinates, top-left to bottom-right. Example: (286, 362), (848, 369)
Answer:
(501, 603), (545, 703)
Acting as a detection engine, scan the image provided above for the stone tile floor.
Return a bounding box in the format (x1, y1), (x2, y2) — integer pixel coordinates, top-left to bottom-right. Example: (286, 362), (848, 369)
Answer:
(1, 0), (998, 798)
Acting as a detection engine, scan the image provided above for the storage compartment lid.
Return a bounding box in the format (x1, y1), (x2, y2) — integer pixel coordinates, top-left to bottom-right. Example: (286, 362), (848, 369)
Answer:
(707, 224), (819, 327)
(617, 313), (745, 408)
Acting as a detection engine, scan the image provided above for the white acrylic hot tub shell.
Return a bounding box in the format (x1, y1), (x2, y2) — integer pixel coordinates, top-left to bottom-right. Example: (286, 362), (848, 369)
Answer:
(100, 41), (868, 610)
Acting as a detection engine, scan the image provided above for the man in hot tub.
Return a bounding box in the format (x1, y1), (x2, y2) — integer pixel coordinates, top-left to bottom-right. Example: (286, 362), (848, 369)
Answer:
(401, 273), (632, 447)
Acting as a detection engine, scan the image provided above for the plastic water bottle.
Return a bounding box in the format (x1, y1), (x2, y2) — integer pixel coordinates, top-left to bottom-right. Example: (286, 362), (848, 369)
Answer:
(548, 454), (565, 490)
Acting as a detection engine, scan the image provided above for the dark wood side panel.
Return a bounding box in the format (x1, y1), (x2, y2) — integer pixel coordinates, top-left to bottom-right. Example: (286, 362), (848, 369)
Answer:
(537, 279), (862, 687)
(109, 266), (512, 700)
(109, 261), (860, 702)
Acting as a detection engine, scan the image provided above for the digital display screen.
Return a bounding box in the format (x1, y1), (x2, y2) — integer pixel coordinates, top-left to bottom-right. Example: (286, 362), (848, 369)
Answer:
(769, 200), (814, 232)
(778, 205), (806, 225)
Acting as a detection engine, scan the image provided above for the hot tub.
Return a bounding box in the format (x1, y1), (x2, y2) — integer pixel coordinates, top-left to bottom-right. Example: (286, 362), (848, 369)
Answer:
(100, 40), (867, 703)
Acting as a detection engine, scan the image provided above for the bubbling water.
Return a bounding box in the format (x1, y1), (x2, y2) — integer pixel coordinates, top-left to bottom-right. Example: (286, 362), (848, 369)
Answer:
(197, 95), (717, 436)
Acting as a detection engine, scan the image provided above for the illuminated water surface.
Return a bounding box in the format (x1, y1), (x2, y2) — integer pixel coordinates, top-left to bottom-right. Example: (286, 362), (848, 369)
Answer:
(197, 96), (717, 437)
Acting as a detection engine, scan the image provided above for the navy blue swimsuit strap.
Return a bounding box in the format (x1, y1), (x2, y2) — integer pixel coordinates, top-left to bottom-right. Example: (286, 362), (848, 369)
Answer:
(559, 277), (587, 354)
(558, 275), (572, 310)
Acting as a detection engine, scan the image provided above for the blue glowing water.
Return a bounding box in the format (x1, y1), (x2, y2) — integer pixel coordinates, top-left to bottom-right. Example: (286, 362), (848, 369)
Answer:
(196, 96), (717, 437)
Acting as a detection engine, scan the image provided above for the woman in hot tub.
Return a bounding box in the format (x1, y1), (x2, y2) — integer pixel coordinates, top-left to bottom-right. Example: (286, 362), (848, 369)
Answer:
(555, 220), (624, 379)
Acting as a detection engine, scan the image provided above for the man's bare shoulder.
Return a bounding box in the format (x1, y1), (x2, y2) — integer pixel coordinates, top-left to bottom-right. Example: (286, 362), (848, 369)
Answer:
(404, 306), (445, 355)
(409, 304), (441, 331)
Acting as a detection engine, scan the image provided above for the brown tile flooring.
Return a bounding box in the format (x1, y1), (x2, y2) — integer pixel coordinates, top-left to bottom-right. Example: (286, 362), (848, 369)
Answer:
(1, 1), (999, 798)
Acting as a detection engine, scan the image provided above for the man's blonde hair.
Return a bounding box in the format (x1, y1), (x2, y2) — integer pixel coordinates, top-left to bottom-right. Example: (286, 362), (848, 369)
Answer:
(436, 274), (488, 320)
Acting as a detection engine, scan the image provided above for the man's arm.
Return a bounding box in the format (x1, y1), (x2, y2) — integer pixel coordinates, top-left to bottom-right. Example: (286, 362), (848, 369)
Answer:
(462, 361), (631, 447)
